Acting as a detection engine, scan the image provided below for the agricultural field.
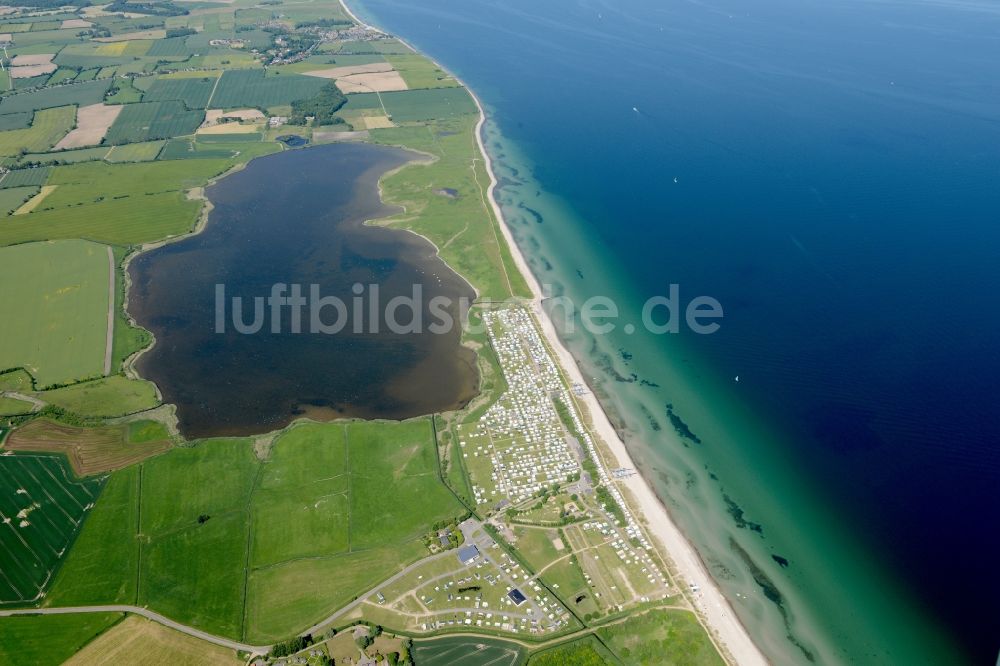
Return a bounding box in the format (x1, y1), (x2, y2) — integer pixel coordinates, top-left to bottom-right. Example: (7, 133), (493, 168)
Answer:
(0, 454), (105, 603)
(4, 418), (171, 476)
(0, 240), (109, 387)
(33, 376), (159, 418)
(62, 615), (241, 666)
(0, 80), (110, 114)
(0, 612), (124, 666)
(0, 192), (202, 247)
(385, 54), (460, 89)
(209, 69), (326, 109)
(44, 467), (141, 607)
(0, 186), (38, 215)
(345, 87), (479, 123)
(105, 140), (165, 162)
(104, 101), (204, 144)
(411, 636), (526, 666)
(143, 76), (218, 109)
(0, 106), (76, 157)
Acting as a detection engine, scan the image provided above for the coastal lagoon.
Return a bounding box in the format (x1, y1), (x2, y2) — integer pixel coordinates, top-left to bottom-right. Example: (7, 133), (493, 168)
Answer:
(129, 143), (478, 438)
(355, 0), (1000, 662)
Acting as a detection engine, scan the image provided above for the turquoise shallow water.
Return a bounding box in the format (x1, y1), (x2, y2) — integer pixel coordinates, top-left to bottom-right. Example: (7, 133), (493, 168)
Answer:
(353, 0), (999, 662)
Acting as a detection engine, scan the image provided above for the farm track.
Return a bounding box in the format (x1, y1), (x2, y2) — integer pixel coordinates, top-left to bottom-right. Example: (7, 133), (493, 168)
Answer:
(0, 605), (270, 654)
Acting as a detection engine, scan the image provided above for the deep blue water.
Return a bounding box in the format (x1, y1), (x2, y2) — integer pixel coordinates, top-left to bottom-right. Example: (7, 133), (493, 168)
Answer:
(354, 0), (1000, 661)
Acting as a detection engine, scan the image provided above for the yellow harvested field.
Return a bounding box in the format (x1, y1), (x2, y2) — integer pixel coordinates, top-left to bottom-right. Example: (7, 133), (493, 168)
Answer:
(14, 185), (57, 215)
(62, 616), (241, 666)
(360, 114), (395, 129)
(196, 122), (261, 134)
(61, 18), (93, 28)
(55, 103), (123, 149)
(335, 71), (409, 93)
(10, 63), (57, 79)
(94, 41), (129, 55)
(95, 29), (166, 42)
(202, 108), (265, 126)
(304, 61), (394, 79)
(11, 54), (55, 67)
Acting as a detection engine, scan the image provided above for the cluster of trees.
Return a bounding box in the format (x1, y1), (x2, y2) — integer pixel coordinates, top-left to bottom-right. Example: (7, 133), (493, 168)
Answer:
(288, 83), (347, 126)
(294, 18), (352, 29)
(166, 27), (196, 38)
(105, 0), (188, 16)
(595, 486), (626, 526)
(269, 634), (314, 658)
(11, 0), (89, 7)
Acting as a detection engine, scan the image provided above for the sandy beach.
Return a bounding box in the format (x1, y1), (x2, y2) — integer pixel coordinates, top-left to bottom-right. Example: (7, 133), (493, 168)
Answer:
(339, 1), (768, 662)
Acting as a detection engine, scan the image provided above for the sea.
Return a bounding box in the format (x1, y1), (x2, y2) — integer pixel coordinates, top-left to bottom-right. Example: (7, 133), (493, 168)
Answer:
(351, 0), (1000, 663)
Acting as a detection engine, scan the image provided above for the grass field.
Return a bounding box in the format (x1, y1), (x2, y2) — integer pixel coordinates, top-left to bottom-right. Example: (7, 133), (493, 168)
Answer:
(105, 101), (204, 144)
(527, 636), (618, 666)
(62, 614), (241, 666)
(0, 106), (76, 157)
(0, 454), (105, 603)
(0, 186), (39, 214)
(385, 54), (460, 89)
(412, 636), (527, 666)
(596, 609), (725, 666)
(0, 191), (202, 247)
(0, 612), (123, 666)
(36, 419), (466, 640)
(43, 160), (230, 209)
(5, 418), (172, 476)
(44, 467), (140, 606)
(0, 396), (35, 416)
(0, 370), (34, 392)
(0, 240), (109, 387)
(105, 140), (165, 162)
(20, 146), (110, 165)
(371, 116), (531, 300)
(33, 376), (159, 417)
(0, 159), (229, 246)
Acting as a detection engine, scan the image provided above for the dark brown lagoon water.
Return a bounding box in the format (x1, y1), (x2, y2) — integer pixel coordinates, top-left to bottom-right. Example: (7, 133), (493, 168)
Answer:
(129, 143), (478, 438)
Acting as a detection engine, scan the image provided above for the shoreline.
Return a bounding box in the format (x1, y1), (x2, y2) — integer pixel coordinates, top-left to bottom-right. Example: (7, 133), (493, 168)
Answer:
(338, 0), (768, 663)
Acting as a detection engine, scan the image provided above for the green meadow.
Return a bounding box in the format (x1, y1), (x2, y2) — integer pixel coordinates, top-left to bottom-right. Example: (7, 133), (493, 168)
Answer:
(43, 420), (466, 642)
(0, 612), (123, 666)
(372, 116), (530, 300)
(35, 376), (160, 418)
(0, 240), (109, 387)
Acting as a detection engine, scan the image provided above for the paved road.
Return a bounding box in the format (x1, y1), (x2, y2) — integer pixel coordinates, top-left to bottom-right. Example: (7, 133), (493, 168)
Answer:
(0, 605), (270, 654)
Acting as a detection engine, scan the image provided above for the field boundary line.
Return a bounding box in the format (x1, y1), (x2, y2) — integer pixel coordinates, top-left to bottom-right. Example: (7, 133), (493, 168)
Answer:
(0, 605), (270, 654)
(103, 245), (114, 376)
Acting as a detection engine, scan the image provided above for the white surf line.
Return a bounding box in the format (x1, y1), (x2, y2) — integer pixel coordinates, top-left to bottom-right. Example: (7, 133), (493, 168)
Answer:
(0, 605), (270, 654)
(339, 2), (770, 664)
(103, 245), (114, 376)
